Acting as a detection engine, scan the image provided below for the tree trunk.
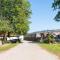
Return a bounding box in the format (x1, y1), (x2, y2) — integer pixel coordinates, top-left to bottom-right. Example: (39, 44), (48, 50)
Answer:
(2, 40), (4, 45)
(3, 33), (7, 43)
(7, 32), (10, 37)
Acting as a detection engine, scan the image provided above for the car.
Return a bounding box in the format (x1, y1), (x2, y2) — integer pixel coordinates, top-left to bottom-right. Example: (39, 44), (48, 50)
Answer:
(7, 37), (20, 43)
(7, 35), (24, 43)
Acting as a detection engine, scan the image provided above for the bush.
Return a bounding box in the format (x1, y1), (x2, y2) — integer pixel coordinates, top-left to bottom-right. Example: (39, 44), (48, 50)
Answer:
(43, 34), (55, 44)
(43, 39), (49, 43)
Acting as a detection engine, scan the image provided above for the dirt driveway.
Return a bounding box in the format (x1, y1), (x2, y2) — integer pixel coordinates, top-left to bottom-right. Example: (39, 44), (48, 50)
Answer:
(0, 41), (59, 60)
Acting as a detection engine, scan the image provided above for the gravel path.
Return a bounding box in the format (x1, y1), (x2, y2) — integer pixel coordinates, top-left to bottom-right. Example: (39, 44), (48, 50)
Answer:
(0, 41), (59, 60)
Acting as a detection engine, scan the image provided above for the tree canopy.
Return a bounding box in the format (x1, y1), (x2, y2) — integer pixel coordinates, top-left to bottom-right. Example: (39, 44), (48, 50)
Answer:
(0, 0), (31, 35)
(52, 0), (60, 21)
(0, 20), (13, 33)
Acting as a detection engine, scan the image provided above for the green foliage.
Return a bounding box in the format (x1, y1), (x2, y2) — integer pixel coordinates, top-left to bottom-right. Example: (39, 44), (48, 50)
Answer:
(0, 20), (13, 32)
(15, 20), (30, 35)
(47, 34), (51, 41)
(0, 0), (32, 35)
(44, 34), (54, 43)
(52, 0), (60, 21)
(52, 0), (60, 9)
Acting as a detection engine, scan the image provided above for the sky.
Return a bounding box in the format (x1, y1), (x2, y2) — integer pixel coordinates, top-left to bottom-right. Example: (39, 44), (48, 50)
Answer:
(28, 0), (60, 33)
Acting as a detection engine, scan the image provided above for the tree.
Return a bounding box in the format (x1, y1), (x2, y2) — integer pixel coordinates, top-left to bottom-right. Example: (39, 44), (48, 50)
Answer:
(46, 33), (55, 44)
(0, 0), (31, 36)
(0, 19), (13, 44)
(0, 0), (31, 43)
(52, 0), (60, 21)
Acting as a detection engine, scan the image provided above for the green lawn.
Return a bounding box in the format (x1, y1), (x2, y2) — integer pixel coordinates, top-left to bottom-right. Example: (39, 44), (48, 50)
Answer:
(0, 43), (18, 52)
(39, 44), (60, 57)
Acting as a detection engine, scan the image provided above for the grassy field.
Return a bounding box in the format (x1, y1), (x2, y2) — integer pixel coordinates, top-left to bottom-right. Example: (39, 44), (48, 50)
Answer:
(39, 44), (60, 57)
(0, 43), (18, 52)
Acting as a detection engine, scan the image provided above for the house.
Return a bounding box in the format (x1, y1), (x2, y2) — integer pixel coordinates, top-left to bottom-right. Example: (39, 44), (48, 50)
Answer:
(24, 29), (60, 42)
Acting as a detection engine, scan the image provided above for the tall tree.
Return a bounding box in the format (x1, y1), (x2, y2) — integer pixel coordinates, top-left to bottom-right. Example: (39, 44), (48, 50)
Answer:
(0, 19), (13, 44)
(52, 0), (60, 21)
(0, 0), (31, 35)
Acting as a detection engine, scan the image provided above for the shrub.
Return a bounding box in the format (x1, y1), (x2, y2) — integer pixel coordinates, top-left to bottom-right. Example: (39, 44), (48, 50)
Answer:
(43, 34), (55, 44)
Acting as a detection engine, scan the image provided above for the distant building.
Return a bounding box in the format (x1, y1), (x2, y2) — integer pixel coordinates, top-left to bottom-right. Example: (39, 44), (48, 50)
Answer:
(24, 29), (60, 41)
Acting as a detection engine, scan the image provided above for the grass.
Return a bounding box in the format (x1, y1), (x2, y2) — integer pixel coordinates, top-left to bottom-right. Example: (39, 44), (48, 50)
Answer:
(0, 43), (18, 52)
(39, 43), (60, 57)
